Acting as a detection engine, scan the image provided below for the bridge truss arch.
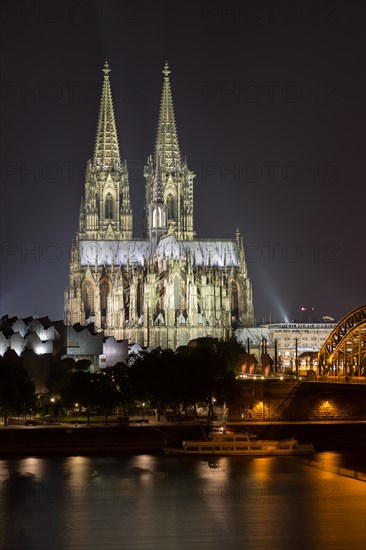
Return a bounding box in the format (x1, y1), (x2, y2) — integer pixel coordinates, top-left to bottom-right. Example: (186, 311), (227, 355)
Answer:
(318, 305), (366, 376)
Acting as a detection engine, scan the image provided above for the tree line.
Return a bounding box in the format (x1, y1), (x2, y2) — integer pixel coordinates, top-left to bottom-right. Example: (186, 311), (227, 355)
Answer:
(0, 340), (244, 425)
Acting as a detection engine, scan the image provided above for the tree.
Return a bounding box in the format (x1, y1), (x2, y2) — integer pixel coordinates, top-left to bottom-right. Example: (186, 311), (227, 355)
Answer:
(60, 371), (96, 424)
(121, 342), (243, 423)
(0, 361), (36, 425)
(180, 344), (241, 422)
(47, 357), (75, 395)
(157, 349), (191, 422)
(74, 359), (92, 371)
(129, 349), (169, 420)
(215, 338), (245, 374)
(59, 369), (121, 424)
(108, 362), (135, 414)
(94, 369), (121, 424)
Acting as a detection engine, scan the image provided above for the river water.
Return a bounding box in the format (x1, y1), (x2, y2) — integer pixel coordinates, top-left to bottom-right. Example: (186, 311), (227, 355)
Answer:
(0, 452), (365, 549)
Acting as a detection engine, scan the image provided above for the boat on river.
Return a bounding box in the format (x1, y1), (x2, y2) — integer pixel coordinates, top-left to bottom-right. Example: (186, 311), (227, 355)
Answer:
(163, 430), (314, 456)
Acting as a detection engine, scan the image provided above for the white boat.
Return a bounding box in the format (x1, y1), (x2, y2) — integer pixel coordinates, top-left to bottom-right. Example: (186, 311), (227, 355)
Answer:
(163, 430), (314, 456)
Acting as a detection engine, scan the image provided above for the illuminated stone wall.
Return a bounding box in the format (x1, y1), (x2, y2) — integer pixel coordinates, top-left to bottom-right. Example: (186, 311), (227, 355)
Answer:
(230, 380), (366, 421)
(64, 64), (254, 350)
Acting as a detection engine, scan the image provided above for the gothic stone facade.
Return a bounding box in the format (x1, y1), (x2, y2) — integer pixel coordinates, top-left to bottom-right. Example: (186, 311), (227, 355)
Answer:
(64, 62), (254, 349)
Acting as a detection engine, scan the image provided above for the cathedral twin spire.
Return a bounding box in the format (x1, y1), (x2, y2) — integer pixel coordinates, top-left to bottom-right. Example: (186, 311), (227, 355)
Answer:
(155, 62), (181, 169)
(145, 62), (195, 240)
(80, 60), (194, 243)
(66, 63), (254, 334)
(94, 59), (181, 174)
(78, 60), (133, 240)
(93, 61), (121, 170)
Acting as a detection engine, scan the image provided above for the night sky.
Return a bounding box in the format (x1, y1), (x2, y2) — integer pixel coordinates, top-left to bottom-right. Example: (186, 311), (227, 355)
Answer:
(0, 0), (365, 324)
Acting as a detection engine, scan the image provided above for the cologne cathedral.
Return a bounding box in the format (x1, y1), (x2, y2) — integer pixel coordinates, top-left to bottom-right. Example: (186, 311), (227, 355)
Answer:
(64, 62), (254, 349)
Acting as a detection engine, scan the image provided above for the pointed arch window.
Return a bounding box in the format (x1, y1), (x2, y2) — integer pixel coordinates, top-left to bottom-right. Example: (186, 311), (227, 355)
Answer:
(82, 282), (95, 319)
(166, 194), (176, 221)
(174, 276), (180, 311)
(123, 281), (130, 322)
(105, 193), (114, 220)
(231, 282), (239, 325)
(100, 280), (110, 319)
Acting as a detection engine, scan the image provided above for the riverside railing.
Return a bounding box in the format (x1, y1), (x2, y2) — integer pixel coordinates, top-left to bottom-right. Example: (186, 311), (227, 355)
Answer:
(305, 376), (366, 385)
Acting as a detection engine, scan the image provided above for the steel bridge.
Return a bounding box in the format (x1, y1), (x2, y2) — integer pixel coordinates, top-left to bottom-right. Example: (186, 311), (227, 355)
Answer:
(318, 305), (366, 376)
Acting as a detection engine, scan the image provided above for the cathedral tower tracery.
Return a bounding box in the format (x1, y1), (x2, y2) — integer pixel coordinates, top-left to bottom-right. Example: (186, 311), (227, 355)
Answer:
(143, 63), (195, 241)
(79, 61), (133, 242)
(64, 62), (254, 348)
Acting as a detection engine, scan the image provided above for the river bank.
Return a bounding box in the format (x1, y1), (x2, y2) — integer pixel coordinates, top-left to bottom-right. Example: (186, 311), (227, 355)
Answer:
(0, 421), (366, 457)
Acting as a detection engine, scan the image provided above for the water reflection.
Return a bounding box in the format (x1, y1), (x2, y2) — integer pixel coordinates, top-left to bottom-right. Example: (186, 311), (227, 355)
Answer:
(0, 453), (365, 549)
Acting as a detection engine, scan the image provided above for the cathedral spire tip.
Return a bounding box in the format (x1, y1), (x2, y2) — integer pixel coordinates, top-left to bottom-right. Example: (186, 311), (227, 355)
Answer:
(162, 61), (170, 77)
(103, 60), (110, 76)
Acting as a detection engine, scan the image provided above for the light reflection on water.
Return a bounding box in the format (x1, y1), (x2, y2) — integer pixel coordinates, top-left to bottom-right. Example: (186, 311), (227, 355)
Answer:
(0, 453), (365, 549)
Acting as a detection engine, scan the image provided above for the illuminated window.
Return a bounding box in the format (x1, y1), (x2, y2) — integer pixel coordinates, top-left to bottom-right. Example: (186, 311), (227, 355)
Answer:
(82, 282), (95, 318)
(100, 280), (110, 317)
(174, 276), (180, 310)
(167, 194), (176, 220)
(137, 279), (142, 317)
(231, 282), (239, 318)
(105, 193), (114, 219)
